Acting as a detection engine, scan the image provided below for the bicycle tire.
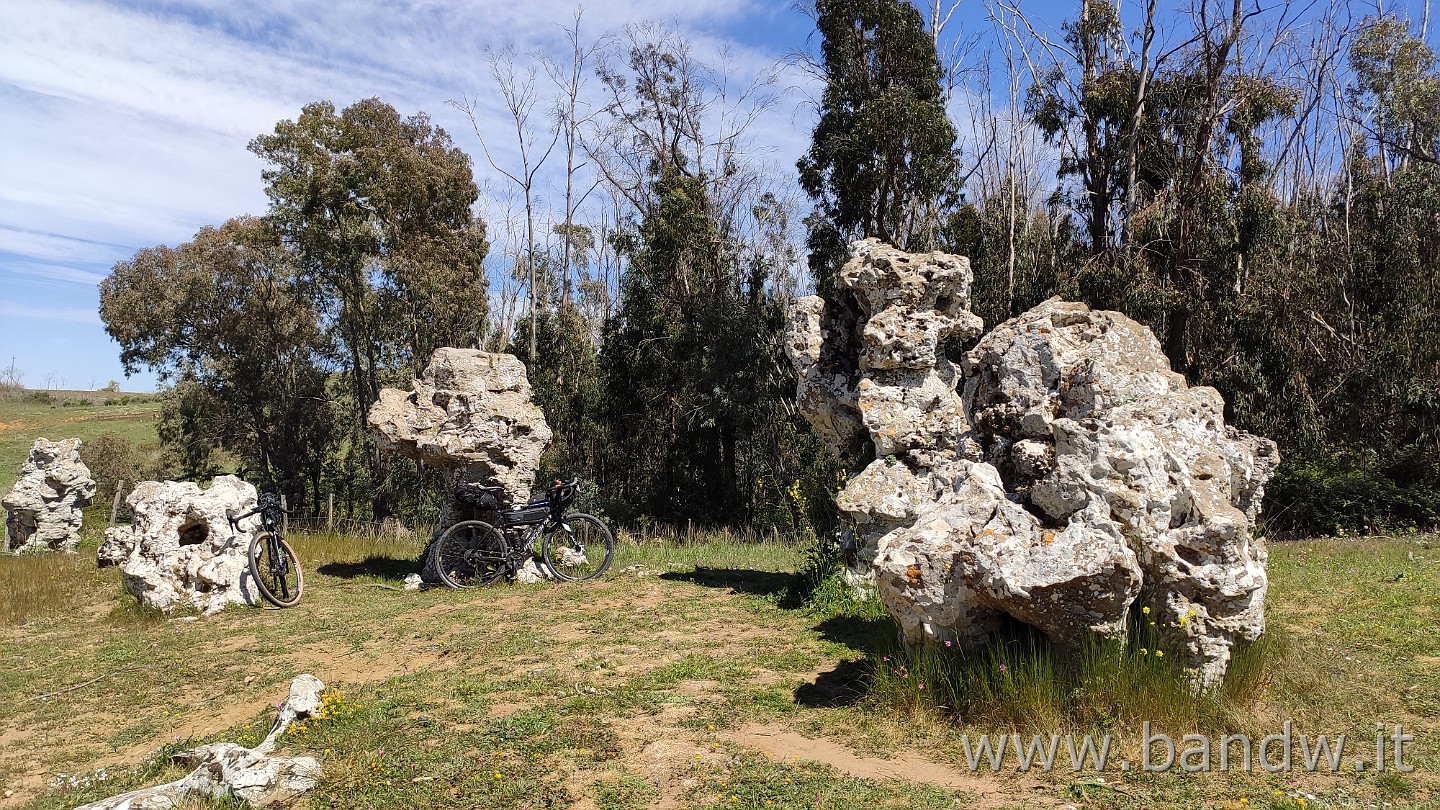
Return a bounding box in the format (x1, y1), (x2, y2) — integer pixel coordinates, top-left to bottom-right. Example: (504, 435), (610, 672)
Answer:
(247, 532), (304, 607)
(433, 520), (508, 589)
(543, 512), (614, 582)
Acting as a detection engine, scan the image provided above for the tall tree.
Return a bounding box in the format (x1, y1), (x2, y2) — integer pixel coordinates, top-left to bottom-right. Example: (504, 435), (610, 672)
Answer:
(590, 26), (832, 529)
(799, 0), (959, 291)
(249, 98), (488, 519)
(100, 218), (335, 509)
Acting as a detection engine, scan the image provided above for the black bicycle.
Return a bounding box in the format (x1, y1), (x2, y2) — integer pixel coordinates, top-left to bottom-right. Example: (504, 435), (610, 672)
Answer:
(229, 491), (304, 607)
(430, 478), (614, 588)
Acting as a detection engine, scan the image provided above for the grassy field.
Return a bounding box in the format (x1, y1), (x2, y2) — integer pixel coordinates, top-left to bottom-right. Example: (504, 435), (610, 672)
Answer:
(0, 389), (161, 495)
(0, 394), (1435, 808)
(0, 528), (1435, 810)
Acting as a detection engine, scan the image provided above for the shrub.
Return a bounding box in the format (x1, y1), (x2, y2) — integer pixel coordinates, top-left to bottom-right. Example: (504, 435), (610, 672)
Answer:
(1265, 454), (1440, 537)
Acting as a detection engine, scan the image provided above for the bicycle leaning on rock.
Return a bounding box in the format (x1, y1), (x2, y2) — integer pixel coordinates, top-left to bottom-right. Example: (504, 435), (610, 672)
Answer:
(228, 489), (304, 608)
(429, 477), (615, 588)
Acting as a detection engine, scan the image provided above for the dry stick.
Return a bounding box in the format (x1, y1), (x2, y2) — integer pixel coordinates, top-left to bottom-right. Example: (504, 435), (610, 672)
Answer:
(35, 666), (134, 701)
(326, 493), (334, 531)
(108, 480), (125, 528)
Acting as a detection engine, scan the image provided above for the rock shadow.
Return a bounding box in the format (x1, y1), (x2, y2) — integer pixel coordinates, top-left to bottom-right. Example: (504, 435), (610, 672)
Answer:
(317, 556), (419, 582)
(794, 658), (872, 708)
(659, 567), (796, 599)
(812, 614), (895, 651)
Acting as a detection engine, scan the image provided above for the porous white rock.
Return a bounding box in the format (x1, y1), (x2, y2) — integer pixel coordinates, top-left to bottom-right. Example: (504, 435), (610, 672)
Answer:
(2, 438), (95, 552)
(98, 475), (263, 614)
(368, 347), (557, 583)
(788, 240), (1278, 687)
(368, 348), (551, 508)
(77, 675), (325, 809)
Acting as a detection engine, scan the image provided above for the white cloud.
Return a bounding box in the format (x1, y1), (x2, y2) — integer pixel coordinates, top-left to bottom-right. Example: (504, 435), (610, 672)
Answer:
(3, 260), (108, 288)
(0, 0), (811, 389)
(0, 300), (102, 324)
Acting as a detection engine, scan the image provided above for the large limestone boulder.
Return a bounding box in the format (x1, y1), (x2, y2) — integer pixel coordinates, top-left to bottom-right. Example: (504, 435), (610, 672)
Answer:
(786, 239), (985, 578)
(78, 674), (325, 809)
(98, 475), (264, 614)
(368, 348), (554, 584)
(787, 241), (1278, 687)
(368, 348), (551, 509)
(2, 437), (95, 552)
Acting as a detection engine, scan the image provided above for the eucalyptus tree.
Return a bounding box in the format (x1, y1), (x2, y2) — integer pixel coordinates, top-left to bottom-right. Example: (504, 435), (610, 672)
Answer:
(798, 0), (959, 294)
(100, 217), (334, 509)
(249, 97), (488, 519)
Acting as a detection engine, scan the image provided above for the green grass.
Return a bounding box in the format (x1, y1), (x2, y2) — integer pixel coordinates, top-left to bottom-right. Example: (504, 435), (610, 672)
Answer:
(0, 391), (162, 494)
(0, 533), (1435, 809)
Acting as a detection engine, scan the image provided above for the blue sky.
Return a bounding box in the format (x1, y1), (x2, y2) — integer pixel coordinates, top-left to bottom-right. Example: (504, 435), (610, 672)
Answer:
(1, 0), (817, 392)
(0, 0), (1416, 392)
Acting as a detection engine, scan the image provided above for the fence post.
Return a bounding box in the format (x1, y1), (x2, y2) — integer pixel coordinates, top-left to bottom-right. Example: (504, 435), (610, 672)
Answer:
(280, 495), (289, 534)
(326, 494), (334, 531)
(108, 480), (125, 528)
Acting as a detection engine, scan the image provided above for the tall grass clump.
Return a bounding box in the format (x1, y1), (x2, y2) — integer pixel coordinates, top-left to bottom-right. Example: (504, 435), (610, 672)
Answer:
(0, 552), (104, 625)
(866, 606), (1288, 737)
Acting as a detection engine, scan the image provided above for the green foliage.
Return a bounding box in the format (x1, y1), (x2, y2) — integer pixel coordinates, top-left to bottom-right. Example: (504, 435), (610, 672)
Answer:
(77, 432), (166, 505)
(249, 97), (488, 518)
(799, 0), (958, 293)
(100, 217), (333, 508)
(600, 166), (815, 528)
(1267, 455), (1440, 537)
(521, 304), (606, 487)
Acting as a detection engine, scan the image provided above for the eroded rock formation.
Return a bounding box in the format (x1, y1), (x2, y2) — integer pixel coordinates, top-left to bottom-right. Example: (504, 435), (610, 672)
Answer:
(367, 348), (554, 582)
(78, 675), (325, 809)
(98, 475), (263, 614)
(787, 239), (1278, 686)
(2, 437), (95, 552)
(369, 348), (551, 513)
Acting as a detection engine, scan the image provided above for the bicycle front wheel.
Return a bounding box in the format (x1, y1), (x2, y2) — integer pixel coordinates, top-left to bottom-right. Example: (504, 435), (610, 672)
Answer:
(248, 532), (304, 607)
(543, 513), (614, 582)
(433, 520), (507, 589)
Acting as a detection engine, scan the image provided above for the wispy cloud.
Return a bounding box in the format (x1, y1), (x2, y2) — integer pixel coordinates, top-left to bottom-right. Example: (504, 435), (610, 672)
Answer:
(0, 0), (803, 390)
(0, 300), (102, 324)
(3, 260), (109, 288)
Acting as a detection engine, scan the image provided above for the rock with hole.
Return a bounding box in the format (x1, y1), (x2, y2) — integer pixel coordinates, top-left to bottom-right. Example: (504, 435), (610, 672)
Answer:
(98, 475), (264, 614)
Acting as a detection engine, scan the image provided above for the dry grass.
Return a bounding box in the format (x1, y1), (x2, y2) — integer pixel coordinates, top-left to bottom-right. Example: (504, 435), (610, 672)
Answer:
(0, 552), (106, 625)
(0, 533), (1435, 810)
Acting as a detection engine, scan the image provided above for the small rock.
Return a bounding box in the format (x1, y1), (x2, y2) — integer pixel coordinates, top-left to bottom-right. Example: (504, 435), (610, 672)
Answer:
(402, 573), (423, 591)
(77, 675), (324, 809)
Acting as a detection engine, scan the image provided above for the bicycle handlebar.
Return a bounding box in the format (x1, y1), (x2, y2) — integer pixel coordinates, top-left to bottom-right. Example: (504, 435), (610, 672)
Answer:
(227, 503), (290, 530)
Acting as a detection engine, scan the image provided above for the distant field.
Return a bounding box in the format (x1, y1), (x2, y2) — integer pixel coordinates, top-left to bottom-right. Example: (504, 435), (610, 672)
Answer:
(0, 390), (161, 494)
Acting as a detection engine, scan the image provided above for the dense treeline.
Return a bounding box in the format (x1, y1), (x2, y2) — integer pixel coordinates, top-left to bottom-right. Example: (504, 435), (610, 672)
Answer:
(101, 2), (1440, 537)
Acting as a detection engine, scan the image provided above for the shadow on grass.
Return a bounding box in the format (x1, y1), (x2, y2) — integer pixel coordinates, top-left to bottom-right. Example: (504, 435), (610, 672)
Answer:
(659, 567), (796, 600)
(794, 658), (873, 708)
(317, 556), (418, 581)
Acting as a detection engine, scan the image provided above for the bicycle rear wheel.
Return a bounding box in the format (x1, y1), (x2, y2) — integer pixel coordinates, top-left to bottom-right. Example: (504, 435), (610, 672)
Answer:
(248, 532), (304, 607)
(543, 513), (614, 582)
(432, 520), (507, 589)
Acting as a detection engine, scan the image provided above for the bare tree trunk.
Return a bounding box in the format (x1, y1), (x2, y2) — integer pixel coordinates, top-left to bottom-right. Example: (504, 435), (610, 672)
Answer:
(1122, 0), (1158, 253)
(455, 53), (559, 363)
